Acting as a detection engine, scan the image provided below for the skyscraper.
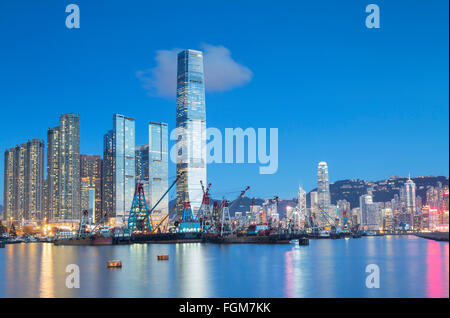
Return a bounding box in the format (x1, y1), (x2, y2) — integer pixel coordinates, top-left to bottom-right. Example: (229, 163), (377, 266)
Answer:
(47, 114), (81, 221)
(80, 155), (102, 223)
(317, 161), (331, 212)
(3, 139), (44, 221)
(176, 49), (207, 216)
(148, 122), (169, 226)
(102, 114), (135, 224)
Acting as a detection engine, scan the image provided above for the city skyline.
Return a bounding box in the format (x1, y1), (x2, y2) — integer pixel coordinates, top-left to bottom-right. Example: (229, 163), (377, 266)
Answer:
(0, 1), (448, 202)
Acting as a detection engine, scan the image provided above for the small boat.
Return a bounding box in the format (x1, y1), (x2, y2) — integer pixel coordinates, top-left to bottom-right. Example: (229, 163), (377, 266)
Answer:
(157, 255), (169, 260)
(107, 260), (122, 268)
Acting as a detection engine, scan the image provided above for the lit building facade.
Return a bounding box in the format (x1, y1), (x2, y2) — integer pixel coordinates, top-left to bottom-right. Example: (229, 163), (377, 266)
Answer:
(80, 155), (102, 223)
(176, 49), (207, 216)
(3, 139), (45, 221)
(46, 114), (81, 221)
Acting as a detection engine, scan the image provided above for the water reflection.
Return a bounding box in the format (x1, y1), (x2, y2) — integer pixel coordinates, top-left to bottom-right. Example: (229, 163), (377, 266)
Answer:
(0, 237), (448, 298)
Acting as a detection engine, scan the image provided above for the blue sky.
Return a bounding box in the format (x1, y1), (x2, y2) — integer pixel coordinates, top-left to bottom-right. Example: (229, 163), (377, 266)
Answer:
(0, 0), (448, 203)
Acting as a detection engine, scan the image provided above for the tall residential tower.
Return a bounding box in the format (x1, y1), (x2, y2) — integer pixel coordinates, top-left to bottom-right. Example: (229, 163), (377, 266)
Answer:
(4, 139), (45, 221)
(46, 114), (80, 220)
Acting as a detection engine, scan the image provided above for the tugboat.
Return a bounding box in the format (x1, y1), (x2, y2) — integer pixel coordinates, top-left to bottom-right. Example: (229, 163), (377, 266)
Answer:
(54, 210), (112, 246)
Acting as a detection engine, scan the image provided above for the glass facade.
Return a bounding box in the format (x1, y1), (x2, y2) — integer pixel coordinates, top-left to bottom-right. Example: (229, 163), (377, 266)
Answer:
(102, 114), (135, 225)
(176, 49), (207, 216)
(148, 122), (169, 224)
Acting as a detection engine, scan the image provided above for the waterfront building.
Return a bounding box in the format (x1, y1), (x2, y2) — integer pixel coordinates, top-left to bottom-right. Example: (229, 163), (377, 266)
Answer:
(80, 155), (102, 223)
(351, 207), (360, 225)
(102, 114), (135, 224)
(46, 114), (81, 221)
(360, 191), (380, 231)
(148, 122), (169, 227)
(3, 139), (45, 221)
(176, 49), (207, 217)
(381, 208), (394, 231)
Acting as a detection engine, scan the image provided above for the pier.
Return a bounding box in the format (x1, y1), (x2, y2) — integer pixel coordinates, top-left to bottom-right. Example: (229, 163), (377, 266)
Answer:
(415, 232), (449, 242)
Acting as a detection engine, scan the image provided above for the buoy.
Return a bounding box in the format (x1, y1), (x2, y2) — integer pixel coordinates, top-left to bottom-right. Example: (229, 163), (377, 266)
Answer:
(107, 260), (122, 268)
(157, 254), (169, 260)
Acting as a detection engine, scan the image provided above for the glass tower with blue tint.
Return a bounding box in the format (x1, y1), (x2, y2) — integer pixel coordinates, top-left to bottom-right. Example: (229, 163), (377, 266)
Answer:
(148, 122), (169, 226)
(102, 114), (135, 225)
(176, 49), (207, 216)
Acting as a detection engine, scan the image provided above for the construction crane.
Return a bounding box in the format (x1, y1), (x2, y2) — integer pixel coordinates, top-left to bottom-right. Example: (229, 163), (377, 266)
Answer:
(128, 172), (183, 233)
(220, 186), (250, 235)
(229, 186), (250, 210)
(151, 204), (177, 233)
(317, 205), (342, 233)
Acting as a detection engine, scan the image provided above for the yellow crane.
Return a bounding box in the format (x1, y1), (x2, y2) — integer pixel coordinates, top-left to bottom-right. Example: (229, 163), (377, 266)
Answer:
(151, 204), (177, 233)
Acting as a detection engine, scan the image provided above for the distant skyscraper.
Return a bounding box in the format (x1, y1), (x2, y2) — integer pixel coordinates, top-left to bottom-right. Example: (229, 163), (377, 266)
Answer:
(317, 162), (331, 211)
(80, 155), (102, 223)
(148, 122), (169, 225)
(47, 114), (81, 220)
(102, 114), (135, 224)
(3, 139), (44, 221)
(176, 49), (207, 216)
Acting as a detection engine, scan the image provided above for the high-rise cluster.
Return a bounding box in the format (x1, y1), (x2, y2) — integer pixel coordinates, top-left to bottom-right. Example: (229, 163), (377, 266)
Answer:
(3, 49), (205, 225)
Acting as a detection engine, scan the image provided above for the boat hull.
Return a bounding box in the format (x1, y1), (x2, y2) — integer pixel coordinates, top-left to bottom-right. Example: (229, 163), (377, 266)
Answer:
(54, 236), (113, 246)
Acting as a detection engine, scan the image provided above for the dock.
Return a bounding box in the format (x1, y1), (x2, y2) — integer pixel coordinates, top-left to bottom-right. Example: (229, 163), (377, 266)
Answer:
(415, 232), (449, 242)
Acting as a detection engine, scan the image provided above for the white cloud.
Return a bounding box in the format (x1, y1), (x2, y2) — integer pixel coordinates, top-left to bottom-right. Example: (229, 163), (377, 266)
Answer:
(137, 44), (252, 98)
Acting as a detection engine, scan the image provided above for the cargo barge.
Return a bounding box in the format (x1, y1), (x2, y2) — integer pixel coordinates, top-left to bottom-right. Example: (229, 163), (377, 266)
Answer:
(54, 235), (113, 246)
(203, 234), (290, 244)
(129, 232), (203, 244)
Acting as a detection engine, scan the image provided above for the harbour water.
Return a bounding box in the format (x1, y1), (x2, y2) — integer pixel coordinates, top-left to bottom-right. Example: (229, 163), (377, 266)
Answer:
(0, 235), (448, 298)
